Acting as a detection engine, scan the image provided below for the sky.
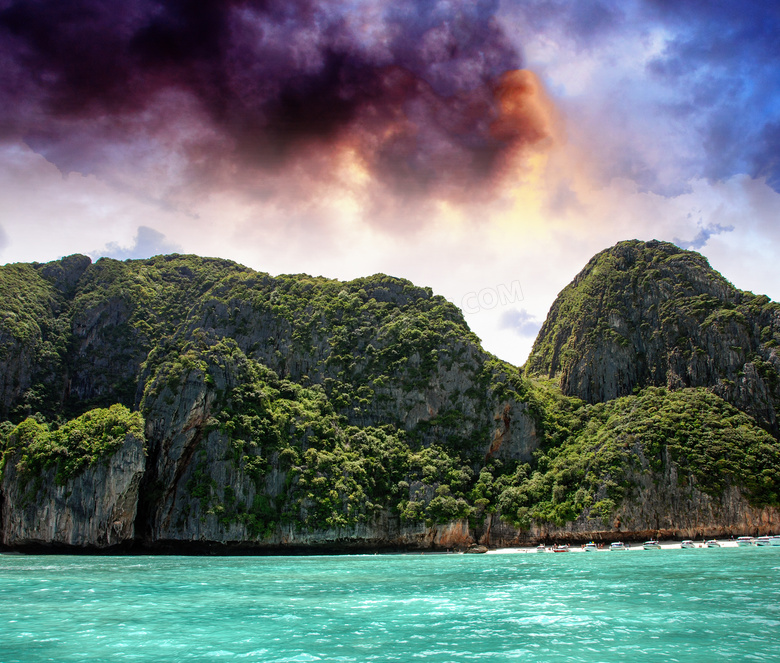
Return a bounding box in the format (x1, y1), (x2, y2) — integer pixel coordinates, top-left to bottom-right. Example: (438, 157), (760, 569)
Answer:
(1, 0), (779, 367)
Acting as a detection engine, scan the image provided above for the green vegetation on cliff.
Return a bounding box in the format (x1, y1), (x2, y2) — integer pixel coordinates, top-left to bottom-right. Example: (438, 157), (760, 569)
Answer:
(141, 336), (497, 534)
(497, 385), (780, 529)
(0, 262), (72, 419)
(1, 243), (779, 549)
(524, 239), (780, 435)
(0, 404), (144, 487)
(3, 254), (541, 544)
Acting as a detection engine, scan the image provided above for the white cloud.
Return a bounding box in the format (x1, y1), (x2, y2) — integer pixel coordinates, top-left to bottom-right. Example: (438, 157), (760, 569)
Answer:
(499, 308), (544, 338)
(94, 226), (182, 261)
(2, 144), (779, 369)
(0, 141), (193, 264)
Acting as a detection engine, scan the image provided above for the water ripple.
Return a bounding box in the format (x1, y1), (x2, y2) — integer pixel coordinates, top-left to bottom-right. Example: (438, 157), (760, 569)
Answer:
(1, 549), (780, 662)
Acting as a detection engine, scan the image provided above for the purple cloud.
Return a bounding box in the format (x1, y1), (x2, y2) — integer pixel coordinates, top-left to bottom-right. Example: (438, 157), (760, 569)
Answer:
(0, 0), (552, 204)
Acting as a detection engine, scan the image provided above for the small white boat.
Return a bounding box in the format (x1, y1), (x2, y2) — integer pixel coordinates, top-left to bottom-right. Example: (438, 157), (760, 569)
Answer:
(756, 536), (773, 547)
(706, 539), (721, 548)
(583, 541), (599, 552)
(770, 536), (780, 546)
(609, 542), (628, 551)
(536, 544), (546, 553)
(736, 536), (755, 547)
(552, 544), (569, 553)
(643, 540), (661, 550)
(681, 540), (696, 549)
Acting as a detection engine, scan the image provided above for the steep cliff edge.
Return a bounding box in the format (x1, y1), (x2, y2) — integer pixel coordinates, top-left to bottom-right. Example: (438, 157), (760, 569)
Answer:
(133, 335), (537, 549)
(524, 239), (780, 434)
(1, 246), (779, 552)
(0, 254), (538, 551)
(1, 406), (145, 549)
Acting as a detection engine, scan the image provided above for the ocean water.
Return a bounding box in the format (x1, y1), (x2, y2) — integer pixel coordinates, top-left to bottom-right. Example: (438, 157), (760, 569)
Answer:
(1, 547), (779, 662)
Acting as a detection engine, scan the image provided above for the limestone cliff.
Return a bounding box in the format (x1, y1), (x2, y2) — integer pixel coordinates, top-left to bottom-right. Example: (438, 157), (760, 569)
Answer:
(0, 247), (778, 552)
(1, 433), (145, 549)
(487, 447), (780, 547)
(134, 335), (536, 549)
(525, 239), (780, 434)
(0, 254), (538, 550)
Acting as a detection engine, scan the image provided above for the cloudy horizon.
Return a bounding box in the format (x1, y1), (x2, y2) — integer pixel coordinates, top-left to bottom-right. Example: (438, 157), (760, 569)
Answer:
(2, 0), (779, 366)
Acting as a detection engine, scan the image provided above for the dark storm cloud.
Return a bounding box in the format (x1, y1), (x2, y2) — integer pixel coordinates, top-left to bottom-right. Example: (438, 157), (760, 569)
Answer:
(0, 0), (552, 201)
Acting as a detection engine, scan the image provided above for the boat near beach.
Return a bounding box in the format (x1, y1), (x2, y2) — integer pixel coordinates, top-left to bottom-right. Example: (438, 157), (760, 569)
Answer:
(736, 536), (755, 546)
(706, 540), (721, 548)
(770, 536), (780, 546)
(609, 542), (628, 551)
(681, 540), (696, 549)
(552, 544), (570, 553)
(536, 544), (546, 553)
(583, 542), (599, 552)
(756, 536), (773, 547)
(643, 540), (662, 549)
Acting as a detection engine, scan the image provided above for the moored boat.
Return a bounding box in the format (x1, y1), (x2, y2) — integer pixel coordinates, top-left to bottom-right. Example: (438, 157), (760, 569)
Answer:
(681, 540), (696, 549)
(736, 536), (755, 547)
(706, 539), (721, 548)
(536, 544), (546, 553)
(643, 540), (661, 550)
(609, 542), (627, 551)
(552, 544), (569, 553)
(756, 536), (772, 547)
(770, 535), (780, 546)
(583, 542), (598, 552)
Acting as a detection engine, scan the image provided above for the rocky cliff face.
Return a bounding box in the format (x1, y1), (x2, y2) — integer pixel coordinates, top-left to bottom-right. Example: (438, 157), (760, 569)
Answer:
(1, 247), (778, 552)
(1, 433), (145, 549)
(487, 451), (780, 546)
(0, 254), (539, 551)
(134, 335), (537, 549)
(525, 239), (780, 434)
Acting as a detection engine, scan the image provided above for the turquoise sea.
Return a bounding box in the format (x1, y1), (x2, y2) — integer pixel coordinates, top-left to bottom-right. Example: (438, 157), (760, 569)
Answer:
(1, 547), (779, 662)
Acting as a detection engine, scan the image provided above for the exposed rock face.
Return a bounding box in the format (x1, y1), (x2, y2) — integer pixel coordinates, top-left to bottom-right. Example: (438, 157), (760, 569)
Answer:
(0, 256), (92, 420)
(134, 342), (535, 549)
(484, 438), (780, 546)
(525, 239), (780, 433)
(0, 266), (60, 419)
(263, 516), (471, 551)
(38, 253), (91, 296)
(488, 482), (780, 546)
(486, 401), (538, 463)
(1, 248), (779, 552)
(1, 434), (145, 549)
(0, 254), (543, 551)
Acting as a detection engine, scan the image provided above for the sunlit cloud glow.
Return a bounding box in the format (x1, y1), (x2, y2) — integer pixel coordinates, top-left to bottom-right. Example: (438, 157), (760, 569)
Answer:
(1, 0), (779, 366)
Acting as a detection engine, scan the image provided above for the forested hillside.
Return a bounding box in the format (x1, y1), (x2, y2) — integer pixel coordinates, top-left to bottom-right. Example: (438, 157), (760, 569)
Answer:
(525, 239), (780, 434)
(1, 243), (779, 551)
